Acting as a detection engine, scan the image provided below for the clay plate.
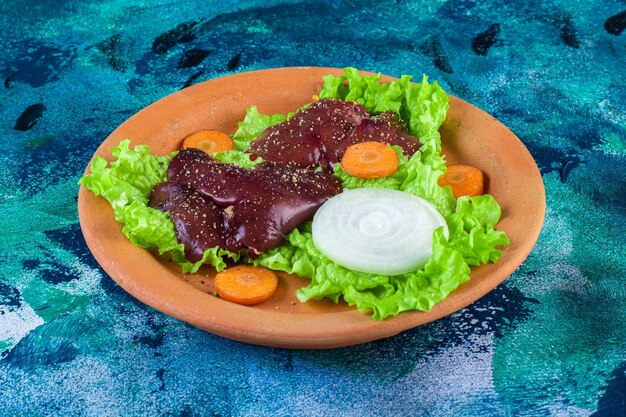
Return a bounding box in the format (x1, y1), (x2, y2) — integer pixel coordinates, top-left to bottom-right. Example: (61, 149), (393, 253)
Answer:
(78, 67), (545, 349)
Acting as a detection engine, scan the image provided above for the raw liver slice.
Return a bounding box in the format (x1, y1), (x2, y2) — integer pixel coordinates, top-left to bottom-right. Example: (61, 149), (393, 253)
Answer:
(224, 162), (342, 254)
(150, 181), (229, 262)
(153, 148), (341, 260)
(249, 100), (421, 169)
(348, 111), (421, 156)
(249, 99), (369, 169)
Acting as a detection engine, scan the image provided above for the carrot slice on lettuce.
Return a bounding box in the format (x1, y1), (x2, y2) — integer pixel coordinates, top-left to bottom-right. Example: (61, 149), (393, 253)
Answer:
(438, 165), (484, 198)
(341, 141), (399, 179)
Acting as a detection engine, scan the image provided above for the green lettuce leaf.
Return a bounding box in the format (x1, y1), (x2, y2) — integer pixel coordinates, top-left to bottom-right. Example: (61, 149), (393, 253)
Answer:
(254, 225), (472, 320)
(445, 195), (511, 266)
(255, 188), (507, 320)
(343, 229), (471, 319)
(398, 152), (456, 216)
(78, 139), (239, 272)
(231, 106), (288, 151)
(319, 67), (449, 133)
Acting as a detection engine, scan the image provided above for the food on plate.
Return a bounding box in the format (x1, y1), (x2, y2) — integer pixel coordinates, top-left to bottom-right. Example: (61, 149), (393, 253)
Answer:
(79, 67), (510, 319)
(214, 265), (278, 305)
(249, 99), (420, 170)
(150, 181), (226, 262)
(182, 130), (234, 154)
(437, 164), (484, 198)
(348, 111), (419, 155)
(340, 141), (399, 178)
(151, 147), (342, 259)
(312, 188), (448, 275)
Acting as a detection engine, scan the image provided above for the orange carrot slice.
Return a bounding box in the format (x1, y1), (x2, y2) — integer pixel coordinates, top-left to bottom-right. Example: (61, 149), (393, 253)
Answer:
(214, 265), (278, 306)
(341, 141), (399, 179)
(438, 165), (484, 198)
(182, 130), (234, 155)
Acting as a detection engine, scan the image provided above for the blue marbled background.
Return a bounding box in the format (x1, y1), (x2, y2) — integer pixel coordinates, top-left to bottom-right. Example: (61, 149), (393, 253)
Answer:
(0, 0), (625, 416)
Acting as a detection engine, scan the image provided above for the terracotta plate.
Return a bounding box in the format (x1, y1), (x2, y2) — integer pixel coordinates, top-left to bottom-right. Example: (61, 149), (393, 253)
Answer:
(78, 67), (545, 349)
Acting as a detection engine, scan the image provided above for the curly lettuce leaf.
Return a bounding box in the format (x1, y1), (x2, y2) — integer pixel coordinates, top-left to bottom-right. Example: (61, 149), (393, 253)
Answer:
(398, 152), (456, 216)
(78, 139), (239, 272)
(319, 67), (449, 135)
(231, 106), (288, 151)
(254, 225), (472, 320)
(255, 191), (507, 320)
(445, 195), (511, 266)
(343, 229), (471, 319)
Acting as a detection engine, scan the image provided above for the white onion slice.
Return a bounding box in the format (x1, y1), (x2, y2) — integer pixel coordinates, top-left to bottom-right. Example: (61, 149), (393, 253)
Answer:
(312, 188), (448, 275)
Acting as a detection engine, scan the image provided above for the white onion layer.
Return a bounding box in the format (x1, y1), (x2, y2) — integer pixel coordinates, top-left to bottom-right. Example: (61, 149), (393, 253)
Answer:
(312, 188), (448, 275)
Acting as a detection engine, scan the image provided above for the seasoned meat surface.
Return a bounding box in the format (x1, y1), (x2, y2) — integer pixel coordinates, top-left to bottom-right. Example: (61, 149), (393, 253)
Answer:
(150, 181), (229, 262)
(152, 148), (341, 260)
(249, 100), (420, 169)
(348, 111), (421, 156)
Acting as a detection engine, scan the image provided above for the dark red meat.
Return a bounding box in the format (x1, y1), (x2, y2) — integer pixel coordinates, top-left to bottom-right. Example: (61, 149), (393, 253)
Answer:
(150, 182), (229, 262)
(249, 99), (421, 169)
(149, 181), (189, 212)
(348, 111), (421, 156)
(153, 148), (342, 260)
(249, 99), (369, 169)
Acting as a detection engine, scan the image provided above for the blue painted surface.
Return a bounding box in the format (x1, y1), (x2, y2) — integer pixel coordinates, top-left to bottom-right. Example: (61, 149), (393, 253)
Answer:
(0, 0), (625, 415)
